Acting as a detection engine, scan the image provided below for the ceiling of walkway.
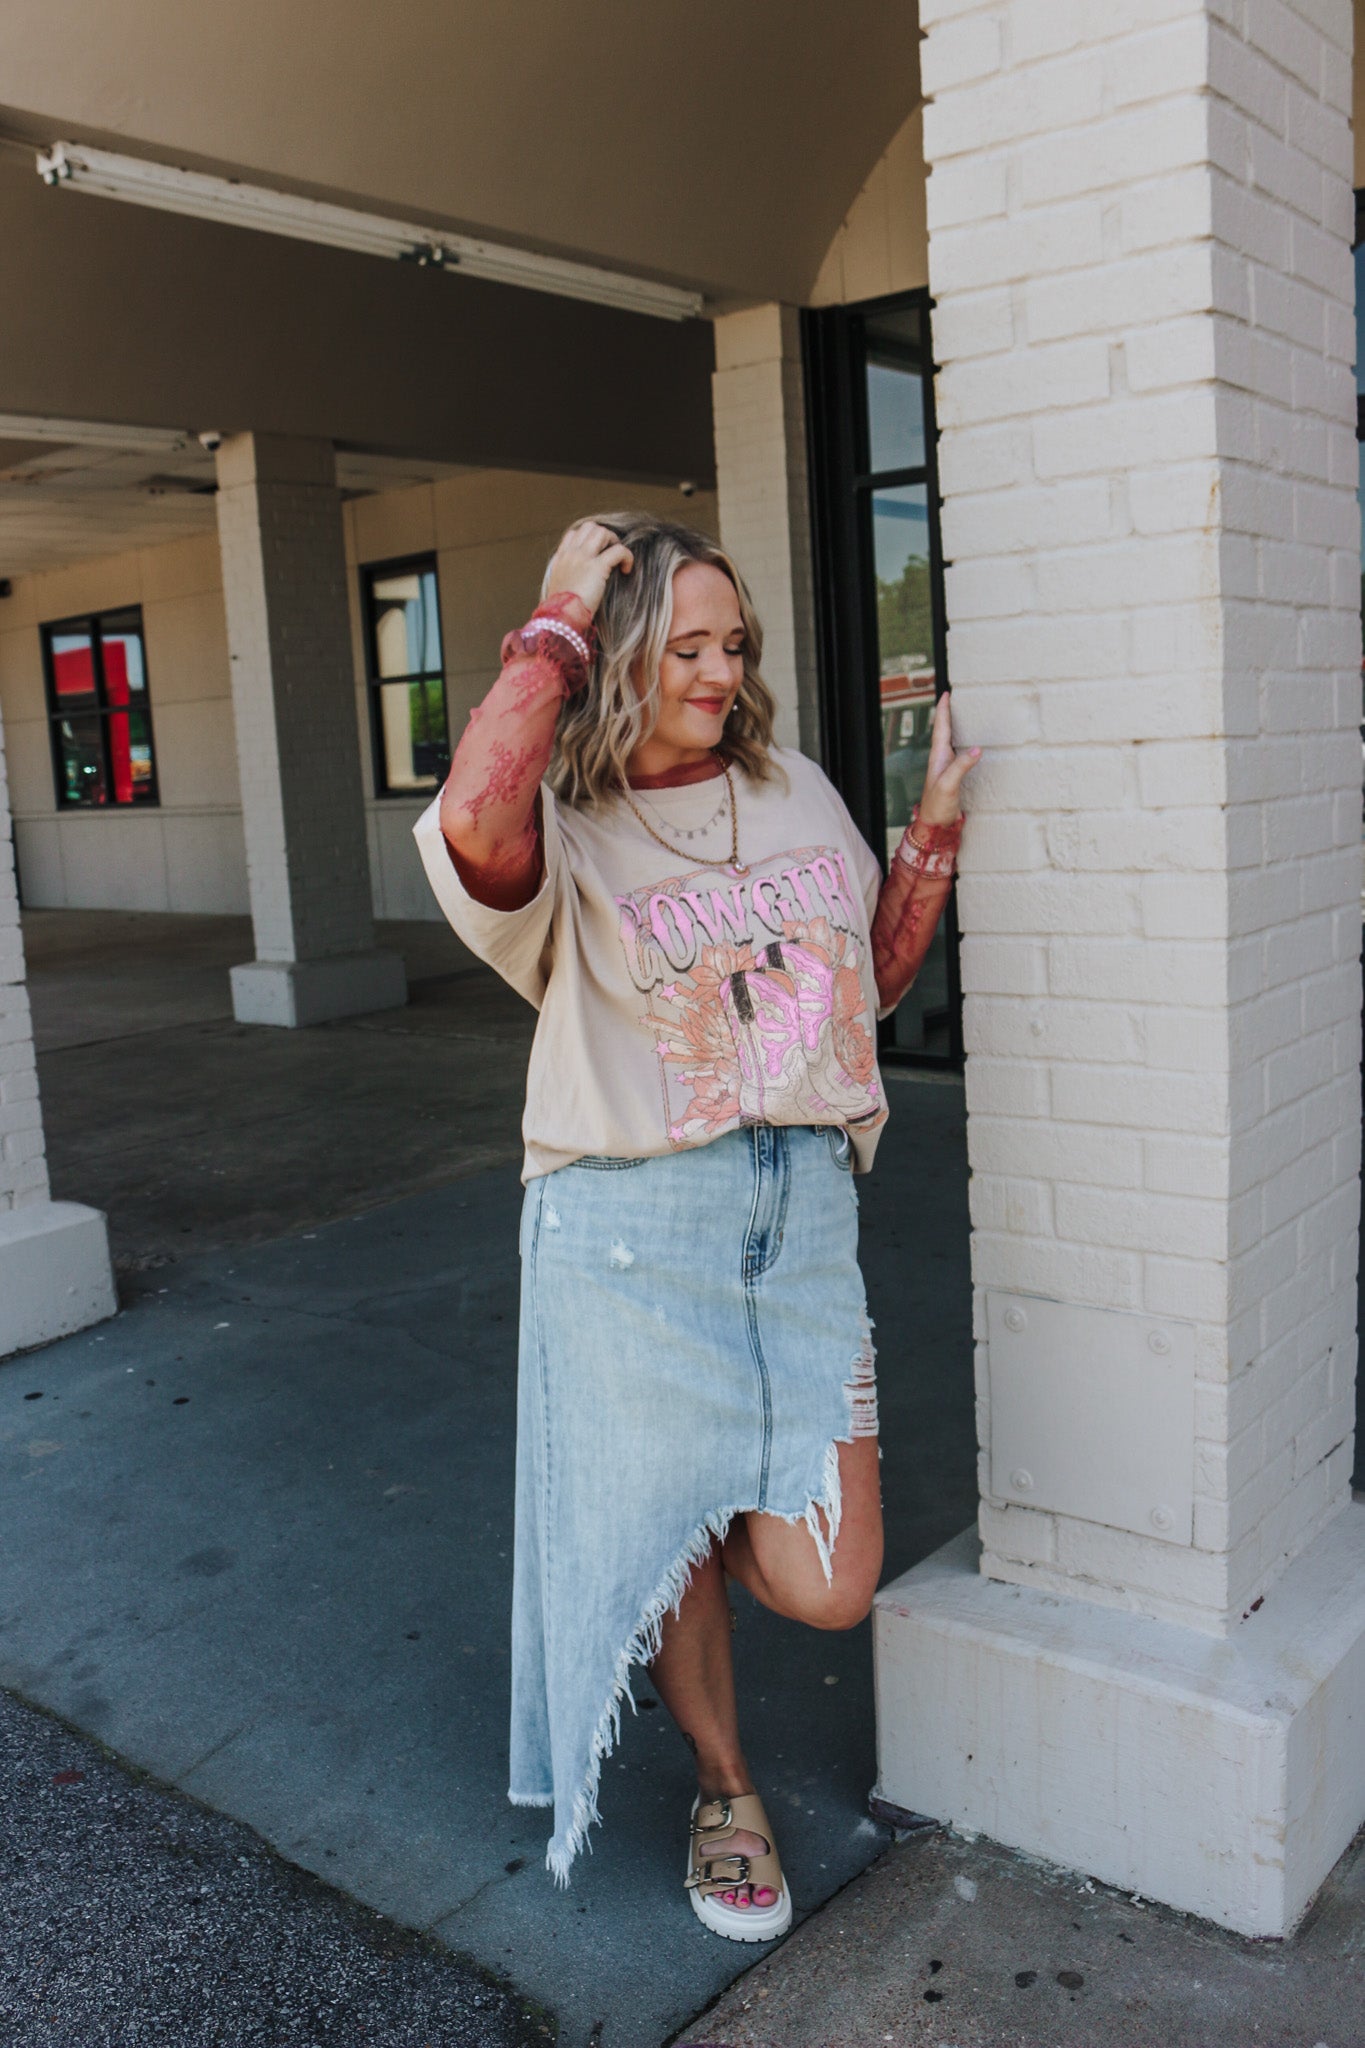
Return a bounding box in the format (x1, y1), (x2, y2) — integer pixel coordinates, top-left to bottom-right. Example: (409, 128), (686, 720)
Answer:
(0, 439), (469, 578)
(0, 0), (921, 306)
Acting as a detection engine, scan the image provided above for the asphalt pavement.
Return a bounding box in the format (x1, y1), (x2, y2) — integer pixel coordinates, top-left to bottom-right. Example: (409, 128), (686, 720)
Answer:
(0, 1686), (548, 2048)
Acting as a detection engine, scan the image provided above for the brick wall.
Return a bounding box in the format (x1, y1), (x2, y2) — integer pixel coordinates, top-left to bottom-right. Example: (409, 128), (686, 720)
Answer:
(920, 0), (1360, 1629)
(712, 305), (821, 757)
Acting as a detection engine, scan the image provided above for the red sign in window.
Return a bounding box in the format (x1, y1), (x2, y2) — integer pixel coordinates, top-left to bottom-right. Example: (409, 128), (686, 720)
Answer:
(52, 641), (96, 700)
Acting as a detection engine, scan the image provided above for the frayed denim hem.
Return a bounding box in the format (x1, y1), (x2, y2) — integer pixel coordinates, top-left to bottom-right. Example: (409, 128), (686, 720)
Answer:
(515, 1125), (878, 1889)
(542, 1430), (862, 1887)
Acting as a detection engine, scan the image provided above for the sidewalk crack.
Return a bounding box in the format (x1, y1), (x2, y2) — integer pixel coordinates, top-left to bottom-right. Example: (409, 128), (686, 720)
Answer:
(425, 1859), (525, 1928)
(178, 1718), (256, 1783)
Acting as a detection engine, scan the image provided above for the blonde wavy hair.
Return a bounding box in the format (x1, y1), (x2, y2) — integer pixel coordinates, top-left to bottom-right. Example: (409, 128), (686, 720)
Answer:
(545, 512), (780, 809)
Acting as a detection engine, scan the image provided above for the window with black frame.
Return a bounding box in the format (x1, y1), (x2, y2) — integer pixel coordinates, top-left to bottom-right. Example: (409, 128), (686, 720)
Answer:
(805, 288), (961, 1066)
(362, 555), (450, 796)
(42, 607), (158, 808)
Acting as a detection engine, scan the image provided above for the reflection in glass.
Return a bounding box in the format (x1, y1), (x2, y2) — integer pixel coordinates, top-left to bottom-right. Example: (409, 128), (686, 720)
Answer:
(56, 714), (108, 805)
(45, 611), (156, 808)
(100, 615), (147, 703)
(872, 484), (933, 671)
(891, 918), (953, 1059)
(864, 304), (926, 474)
(50, 631), (97, 704)
(379, 678), (448, 792)
(872, 482), (937, 848)
(108, 707), (156, 804)
(868, 480), (950, 1056)
(373, 568), (443, 679)
(366, 561), (449, 794)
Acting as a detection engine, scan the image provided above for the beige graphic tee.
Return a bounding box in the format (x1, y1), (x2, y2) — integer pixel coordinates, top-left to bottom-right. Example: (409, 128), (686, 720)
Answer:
(413, 748), (889, 1182)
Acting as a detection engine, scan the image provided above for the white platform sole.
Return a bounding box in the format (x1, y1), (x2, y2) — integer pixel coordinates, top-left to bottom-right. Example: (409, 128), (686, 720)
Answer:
(685, 1799), (794, 1943)
(688, 1881), (793, 1942)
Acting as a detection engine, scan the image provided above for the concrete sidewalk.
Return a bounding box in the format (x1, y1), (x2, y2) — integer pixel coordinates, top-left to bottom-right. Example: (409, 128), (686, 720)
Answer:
(682, 1819), (1365, 2047)
(11, 909), (1364, 2044)
(26, 908), (527, 1271)
(2, 1068), (976, 2047)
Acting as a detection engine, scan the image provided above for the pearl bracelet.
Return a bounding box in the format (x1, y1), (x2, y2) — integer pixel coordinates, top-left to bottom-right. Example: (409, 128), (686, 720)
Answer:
(524, 615), (592, 668)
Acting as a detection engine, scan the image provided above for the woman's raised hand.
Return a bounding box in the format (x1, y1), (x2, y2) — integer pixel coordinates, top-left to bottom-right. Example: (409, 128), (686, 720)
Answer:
(917, 691), (981, 826)
(544, 521), (635, 618)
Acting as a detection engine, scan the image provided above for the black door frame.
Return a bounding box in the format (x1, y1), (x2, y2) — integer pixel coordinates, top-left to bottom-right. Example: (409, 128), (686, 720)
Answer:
(803, 285), (964, 1070)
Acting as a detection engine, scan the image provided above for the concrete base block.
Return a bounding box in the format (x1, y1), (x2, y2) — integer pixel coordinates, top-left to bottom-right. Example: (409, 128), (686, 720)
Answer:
(229, 952), (407, 1028)
(0, 1201), (116, 1357)
(874, 1507), (1365, 1937)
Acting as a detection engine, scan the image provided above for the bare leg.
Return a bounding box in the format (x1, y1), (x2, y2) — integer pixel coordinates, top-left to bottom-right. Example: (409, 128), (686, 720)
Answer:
(650, 1442), (881, 1906)
(722, 1437), (883, 1631)
(649, 1545), (777, 1908)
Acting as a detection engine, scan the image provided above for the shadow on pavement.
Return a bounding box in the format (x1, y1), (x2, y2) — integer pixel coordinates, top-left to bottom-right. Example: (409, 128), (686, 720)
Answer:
(8, 915), (978, 2046)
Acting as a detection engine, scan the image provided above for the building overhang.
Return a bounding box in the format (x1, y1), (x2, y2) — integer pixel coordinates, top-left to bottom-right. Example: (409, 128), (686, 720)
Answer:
(0, 0), (921, 309)
(0, 150), (717, 498)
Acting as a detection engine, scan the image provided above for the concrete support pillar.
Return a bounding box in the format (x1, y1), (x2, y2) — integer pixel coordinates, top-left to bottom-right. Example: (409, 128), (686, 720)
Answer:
(0, 710), (114, 1357)
(875, 0), (1365, 1937)
(712, 305), (821, 756)
(214, 432), (405, 1026)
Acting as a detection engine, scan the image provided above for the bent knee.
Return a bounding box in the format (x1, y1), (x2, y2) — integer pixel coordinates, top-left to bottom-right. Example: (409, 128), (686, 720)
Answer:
(793, 1577), (878, 1632)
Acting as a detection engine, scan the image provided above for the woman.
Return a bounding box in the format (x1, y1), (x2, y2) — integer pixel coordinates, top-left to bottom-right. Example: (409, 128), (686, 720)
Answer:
(414, 515), (977, 1941)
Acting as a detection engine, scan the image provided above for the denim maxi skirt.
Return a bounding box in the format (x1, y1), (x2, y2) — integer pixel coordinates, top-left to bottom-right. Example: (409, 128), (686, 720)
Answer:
(510, 1122), (878, 1883)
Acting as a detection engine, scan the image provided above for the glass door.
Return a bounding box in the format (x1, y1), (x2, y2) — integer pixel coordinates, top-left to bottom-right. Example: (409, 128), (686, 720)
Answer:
(805, 289), (961, 1066)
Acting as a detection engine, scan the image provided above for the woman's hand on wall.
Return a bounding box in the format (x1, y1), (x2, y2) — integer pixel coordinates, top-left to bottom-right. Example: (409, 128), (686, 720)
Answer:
(544, 521), (634, 616)
(917, 692), (980, 826)
(872, 694), (977, 1013)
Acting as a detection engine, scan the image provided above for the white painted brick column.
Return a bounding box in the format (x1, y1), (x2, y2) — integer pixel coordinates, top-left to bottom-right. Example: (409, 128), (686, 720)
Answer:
(712, 306), (821, 756)
(215, 433), (404, 1026)
(874, 0), (1365, 1938)
(0, 706), (114, 1356)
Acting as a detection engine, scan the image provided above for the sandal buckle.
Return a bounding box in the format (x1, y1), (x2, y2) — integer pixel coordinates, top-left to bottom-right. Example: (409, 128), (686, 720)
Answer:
(686, 1850), (751, 1890)
(690, 1798), (733, 1836)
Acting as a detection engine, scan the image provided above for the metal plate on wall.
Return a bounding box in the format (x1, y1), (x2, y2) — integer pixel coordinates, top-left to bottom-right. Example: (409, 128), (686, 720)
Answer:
(986, 1292), (1195, 1545)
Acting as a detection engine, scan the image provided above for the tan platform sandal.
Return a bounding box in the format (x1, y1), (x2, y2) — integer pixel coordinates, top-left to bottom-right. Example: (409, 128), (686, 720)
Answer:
(684, 1792), (793, 1942)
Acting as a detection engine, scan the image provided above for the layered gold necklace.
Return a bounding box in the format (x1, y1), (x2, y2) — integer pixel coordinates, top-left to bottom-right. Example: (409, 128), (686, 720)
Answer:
(621, 761), (749, 877)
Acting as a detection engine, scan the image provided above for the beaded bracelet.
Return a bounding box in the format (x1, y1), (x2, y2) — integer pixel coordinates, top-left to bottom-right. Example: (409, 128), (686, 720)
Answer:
(895, 804), (963, 880)
(523, 614), (593, 668)
(501, 603), (598, 693)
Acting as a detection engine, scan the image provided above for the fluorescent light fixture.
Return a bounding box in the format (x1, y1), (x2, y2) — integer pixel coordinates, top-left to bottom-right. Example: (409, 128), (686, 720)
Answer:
(37, 142), (705, 323)
(0, 409), (191, 451)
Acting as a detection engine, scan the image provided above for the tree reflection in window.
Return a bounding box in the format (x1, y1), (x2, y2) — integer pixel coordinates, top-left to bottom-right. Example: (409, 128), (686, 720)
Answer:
(362, 557), (450, 795)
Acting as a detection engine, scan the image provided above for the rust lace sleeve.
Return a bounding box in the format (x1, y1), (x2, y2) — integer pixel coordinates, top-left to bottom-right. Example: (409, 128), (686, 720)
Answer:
(437, 592), (595, 911)
(870, 807), (964, 1015)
